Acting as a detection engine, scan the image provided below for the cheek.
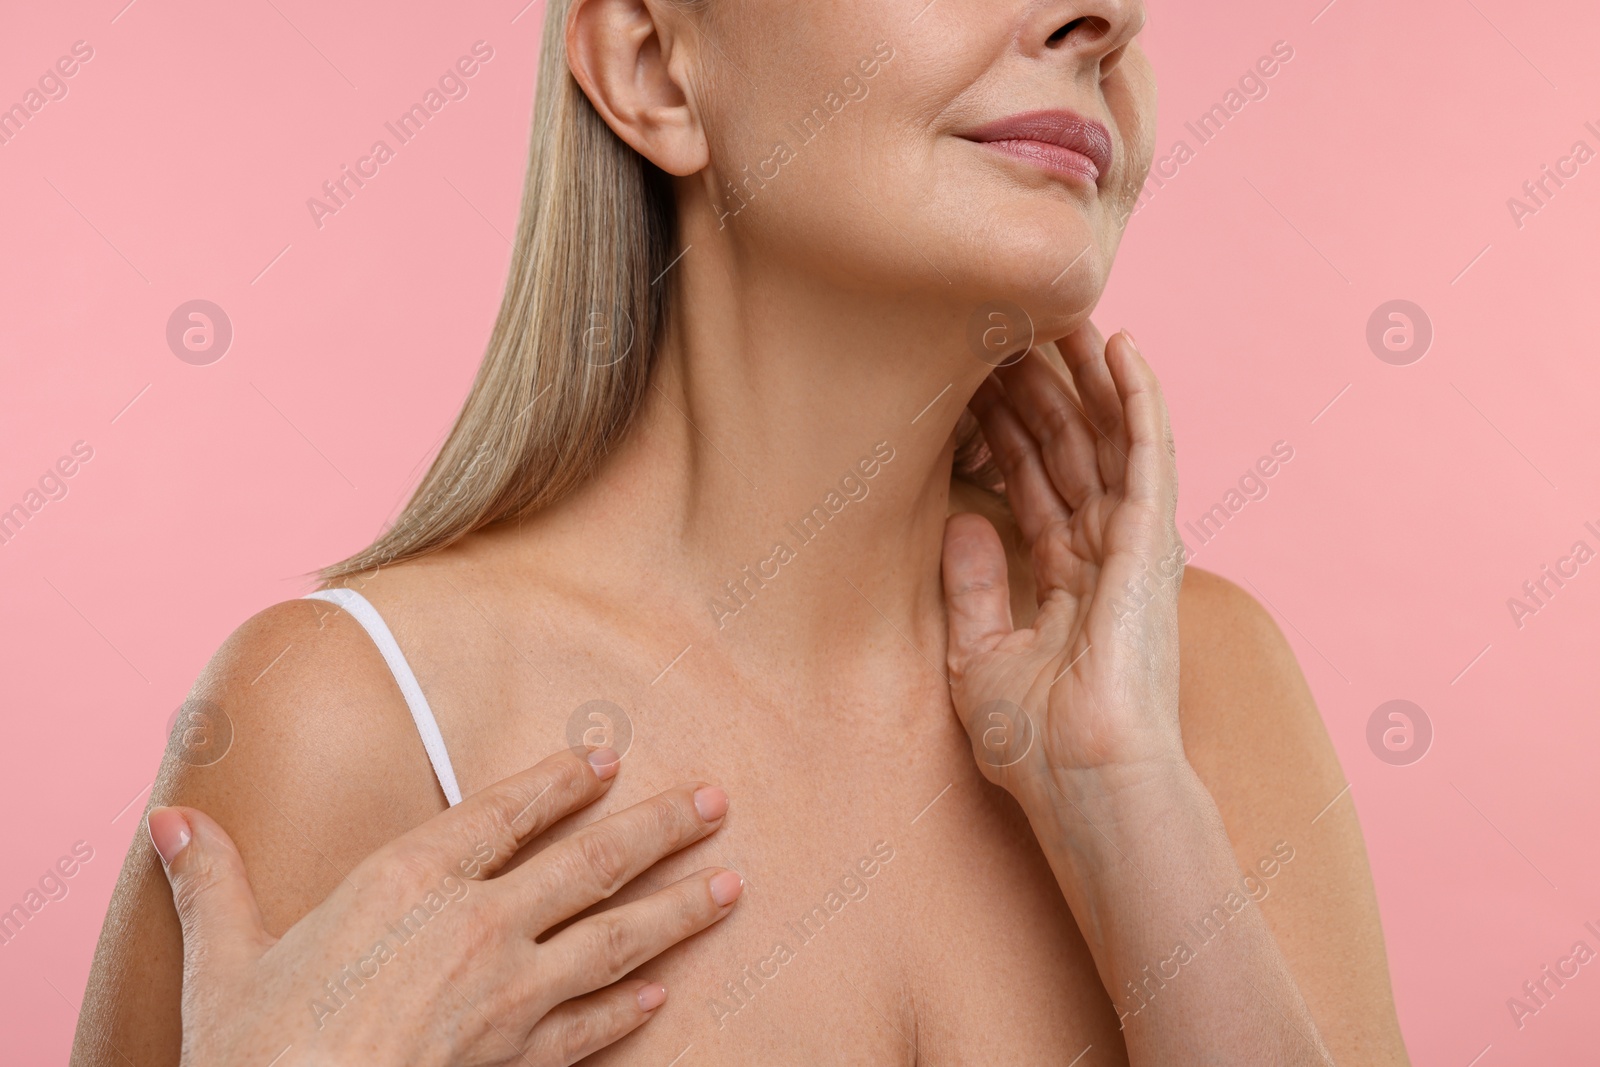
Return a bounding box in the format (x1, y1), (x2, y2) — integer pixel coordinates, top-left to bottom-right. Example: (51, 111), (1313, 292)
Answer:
(697, 29), (923, 255)
(1106, 50), (1159, 207)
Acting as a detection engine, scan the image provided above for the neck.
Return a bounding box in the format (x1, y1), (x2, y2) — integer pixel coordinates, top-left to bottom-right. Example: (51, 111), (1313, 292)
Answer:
(515, 226), (1004, 677)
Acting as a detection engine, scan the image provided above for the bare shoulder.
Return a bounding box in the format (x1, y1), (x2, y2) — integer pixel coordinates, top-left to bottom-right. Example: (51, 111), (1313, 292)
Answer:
(1172, 568), (1358, 852)
(1174, 567), (1411, 1065)
(1174, 566), (1343, 806)
(164, 594), (451, 920)
(72, 595), (445, 1067)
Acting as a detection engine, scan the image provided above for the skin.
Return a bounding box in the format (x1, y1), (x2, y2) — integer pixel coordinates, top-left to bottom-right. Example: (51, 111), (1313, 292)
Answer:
(144, 753), (746, 1067)
(75, 0), (1410, 1063)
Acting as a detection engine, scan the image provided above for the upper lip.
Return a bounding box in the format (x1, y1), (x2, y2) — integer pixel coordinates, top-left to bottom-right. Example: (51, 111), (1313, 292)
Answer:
(961, 109), (1114, 181)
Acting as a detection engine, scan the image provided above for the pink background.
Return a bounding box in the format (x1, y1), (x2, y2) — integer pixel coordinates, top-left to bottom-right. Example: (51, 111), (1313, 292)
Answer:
(3, 0), (1597, 1062)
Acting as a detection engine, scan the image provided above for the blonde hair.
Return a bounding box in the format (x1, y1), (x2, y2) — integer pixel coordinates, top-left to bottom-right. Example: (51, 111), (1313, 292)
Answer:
(321, 0), (993, 582)
(321, 0), (684, 581)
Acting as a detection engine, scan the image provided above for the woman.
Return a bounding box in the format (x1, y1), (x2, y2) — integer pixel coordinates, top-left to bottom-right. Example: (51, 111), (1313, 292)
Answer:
(77, 0), (1410, 1062)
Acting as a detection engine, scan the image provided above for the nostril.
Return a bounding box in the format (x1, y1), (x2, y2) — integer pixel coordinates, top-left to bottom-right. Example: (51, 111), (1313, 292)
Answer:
(1046, 16), (1112, 48)
(1046, 19), (1083, 46)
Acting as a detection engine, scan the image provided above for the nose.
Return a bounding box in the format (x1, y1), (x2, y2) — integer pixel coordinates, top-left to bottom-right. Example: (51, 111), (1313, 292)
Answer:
(1023, 0), (1145, 75)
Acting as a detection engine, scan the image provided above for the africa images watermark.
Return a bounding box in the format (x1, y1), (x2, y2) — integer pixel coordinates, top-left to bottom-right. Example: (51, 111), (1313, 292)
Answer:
(0, 40), (96, 150)
(1113, 840), (1297, 1028)
(0, 840), (96, 950)
(714, 41), (896, 229)
(1104, 541), (1188, 634)
(1504, 519), (1600, 631)
(1505, 920), (1600, 1032)
(1132, 39), (1295, 214)
(306, 41), (496, 230)
(308, 840), (497, 1030)
(709, 441), (897, 629)
(1179, 440), (1296, 559)
(1505, 117), (1600, 231)
(708, 839), (896, 1029)
(0, 440), (95, 550)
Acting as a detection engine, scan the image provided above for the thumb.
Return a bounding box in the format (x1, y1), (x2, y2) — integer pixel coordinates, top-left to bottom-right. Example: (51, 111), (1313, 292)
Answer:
(942, 513), (1015, 674)
(148, 806), (269, 969)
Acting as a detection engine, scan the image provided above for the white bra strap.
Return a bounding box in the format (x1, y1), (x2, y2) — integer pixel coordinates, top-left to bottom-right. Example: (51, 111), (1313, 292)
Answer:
(303, 588), (463, 807)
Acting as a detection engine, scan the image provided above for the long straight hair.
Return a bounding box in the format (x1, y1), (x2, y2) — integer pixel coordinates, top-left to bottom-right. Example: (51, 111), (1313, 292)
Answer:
(320, 0), (679, 581)
(320, 0), (994, 582)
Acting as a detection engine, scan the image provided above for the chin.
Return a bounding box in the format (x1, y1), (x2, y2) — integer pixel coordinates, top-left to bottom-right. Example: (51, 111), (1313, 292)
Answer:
(950, 204), (1113, 333)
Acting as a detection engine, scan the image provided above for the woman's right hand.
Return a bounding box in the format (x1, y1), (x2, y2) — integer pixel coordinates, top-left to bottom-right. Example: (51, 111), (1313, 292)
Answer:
(148, 747), (743, 1067)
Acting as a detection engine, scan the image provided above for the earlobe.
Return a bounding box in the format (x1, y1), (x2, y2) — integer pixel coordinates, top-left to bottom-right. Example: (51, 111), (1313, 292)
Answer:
(566, 0), (708, 176)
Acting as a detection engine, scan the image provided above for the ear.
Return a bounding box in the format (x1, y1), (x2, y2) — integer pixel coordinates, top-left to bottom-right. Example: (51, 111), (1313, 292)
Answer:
(567, 0), (708, 176)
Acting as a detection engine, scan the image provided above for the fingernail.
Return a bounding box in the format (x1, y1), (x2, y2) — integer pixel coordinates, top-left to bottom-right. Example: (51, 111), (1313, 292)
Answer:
(693, 786), (728, 822)
(147, 808), (192, 867)
(709, 870), (745, 907)
(637, 982), (667, 1012)
(1122, 329), (1139, 352)
(587, 748), (620, 780)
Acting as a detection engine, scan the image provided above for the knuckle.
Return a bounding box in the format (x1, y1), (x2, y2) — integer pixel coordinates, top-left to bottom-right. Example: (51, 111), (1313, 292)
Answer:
(576, 827), (631, 896)
(370, 845), (436, 900)
(653, 793), (694, 845)
(591, 912), (638, 971)
(481, 799), (523, 851)
(991, 435), (1029, 470)
(495, 950), (556, 1024)
(1039, 397), (1074, 440)
(169, 864), (221, 922)
(554, 750), (592, 798)
(673, 880), (712, 931)
(509, 755), (589, 833)
(458, 896), (503, 956)
(561, 1011), (598, 1063)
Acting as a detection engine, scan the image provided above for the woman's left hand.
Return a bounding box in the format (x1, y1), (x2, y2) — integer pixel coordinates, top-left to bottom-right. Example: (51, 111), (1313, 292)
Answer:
(942, 323), (1188, 807)
(942, 325), (1337, 1064)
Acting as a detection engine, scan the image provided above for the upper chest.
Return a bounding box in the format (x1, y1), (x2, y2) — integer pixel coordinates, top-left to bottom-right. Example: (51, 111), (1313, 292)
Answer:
(405, 634), (1125, 1065)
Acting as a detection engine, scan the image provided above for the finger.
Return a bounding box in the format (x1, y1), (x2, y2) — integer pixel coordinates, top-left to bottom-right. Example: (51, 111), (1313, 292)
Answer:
(967, 375), (1072, 545)
(1056, 322), (1129, 475)
(149, 807), (270, 973)
(542, 868), (744, 1003)
(995, 349), (1107, 512)
(1103, 330), (1177, 515)
(514, 783), (729, 931)
(942, 513), (1015, 672)
(394, 748), (620, 882)
(523, 980), (668, 1067)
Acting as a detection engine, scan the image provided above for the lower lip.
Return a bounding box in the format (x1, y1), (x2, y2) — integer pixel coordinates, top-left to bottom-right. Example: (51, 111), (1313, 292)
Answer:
(974, 139), (1101, 185)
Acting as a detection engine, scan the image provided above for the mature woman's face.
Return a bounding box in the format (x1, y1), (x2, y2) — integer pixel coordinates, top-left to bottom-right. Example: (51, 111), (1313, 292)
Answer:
(684, 0), (1155, 335)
